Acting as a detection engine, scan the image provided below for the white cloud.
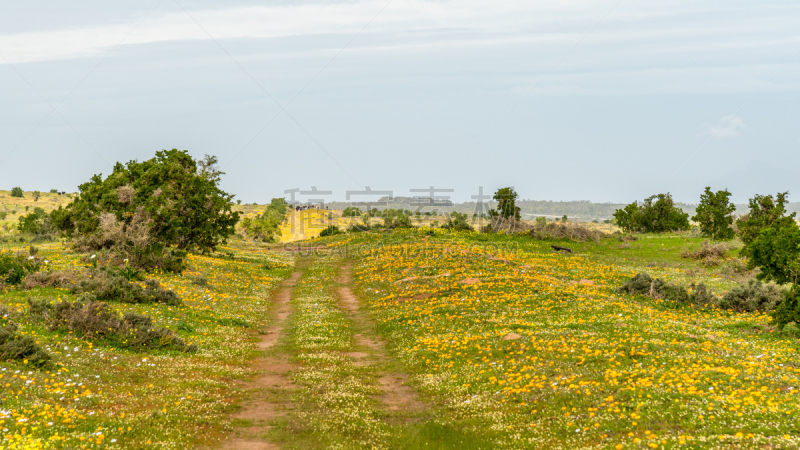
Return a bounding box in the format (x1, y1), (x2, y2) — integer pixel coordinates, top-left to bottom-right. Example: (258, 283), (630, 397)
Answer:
(706, 114), (745, 139)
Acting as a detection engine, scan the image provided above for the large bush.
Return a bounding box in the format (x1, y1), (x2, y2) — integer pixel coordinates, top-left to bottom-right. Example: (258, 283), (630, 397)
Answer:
(10, 187), (23, 198)
(692, 187), (735, 240)
(613, 193), (690, 233)
(54, 150), (239, 268)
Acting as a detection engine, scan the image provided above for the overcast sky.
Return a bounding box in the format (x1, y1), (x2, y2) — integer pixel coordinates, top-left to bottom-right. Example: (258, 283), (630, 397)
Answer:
(1, 0), (799, 204)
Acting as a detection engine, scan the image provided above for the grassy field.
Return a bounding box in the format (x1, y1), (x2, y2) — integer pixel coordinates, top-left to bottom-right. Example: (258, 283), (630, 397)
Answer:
(0, 241), (294, 449)
(2, 226), (799, 449)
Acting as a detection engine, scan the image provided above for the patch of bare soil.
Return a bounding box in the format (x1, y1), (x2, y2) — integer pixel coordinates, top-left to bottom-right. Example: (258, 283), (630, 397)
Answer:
(220, 270), (302, 450)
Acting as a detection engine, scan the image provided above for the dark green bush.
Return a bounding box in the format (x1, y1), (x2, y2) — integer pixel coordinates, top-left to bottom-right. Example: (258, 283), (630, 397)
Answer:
(69, 273), (181, 306)
(10, 187), (23, 198)
(442, 212), (474, 232)
(717, 280), (783, 313)
(614, 193), (690, 233)
(347, 223), (371, 233)
(342, 207), (362, 217)
(772, 286), (800, 329)
(619, 273), (714, 307)
(0, 325), (51, 367)
(27, 299), (196, 352)
(319, 225), (341, 237)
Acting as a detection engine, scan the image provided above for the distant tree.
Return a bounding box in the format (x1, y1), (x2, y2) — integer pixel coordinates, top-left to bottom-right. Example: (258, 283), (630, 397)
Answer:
(49, 189), (58, 194)
(613, 193), (690, 233)
(736, 192), (796, 245)
(342, 207), (362, 217)
(692, 187), (736, 240)
(10, 187), (23, 198)
(562, 214), (568, 222)
(489, 187), (520, 220)
(32, 190), (41, 200)
(241, 198), (290, 242)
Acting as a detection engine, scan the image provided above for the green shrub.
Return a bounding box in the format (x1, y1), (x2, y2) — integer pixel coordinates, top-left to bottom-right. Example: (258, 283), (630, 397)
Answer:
(240, 198), (290, 242)
(682, 241), (729, 266)
(347, 223), (370, 233)
(17, 207), (54, 237)
(0, 325), (51, 367)
(69, 273), (181, 306)
(717, 280), (783, 313)
(49, 189), (58, 194)
(0, 212), (6, 220)
(10, 187), (23, 198)
(619, 273), (714, 307)
(0, 252), (42, 285)
(613, 193), (690, 233)
(319, 225), (341, 237)
(443, 212), (474, 231)
(28, 299), (196, 352)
